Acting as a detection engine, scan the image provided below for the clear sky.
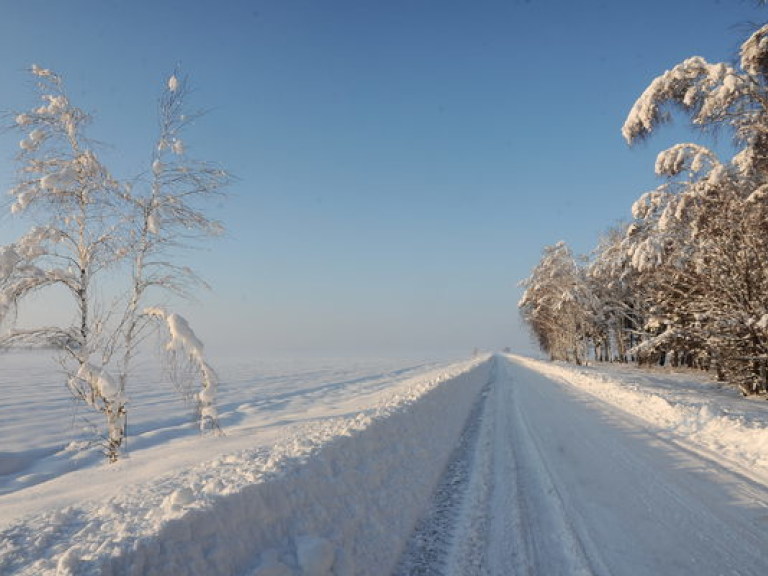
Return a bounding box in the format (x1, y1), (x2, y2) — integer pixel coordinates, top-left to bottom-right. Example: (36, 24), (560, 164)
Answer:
(0, 0), (765, 358)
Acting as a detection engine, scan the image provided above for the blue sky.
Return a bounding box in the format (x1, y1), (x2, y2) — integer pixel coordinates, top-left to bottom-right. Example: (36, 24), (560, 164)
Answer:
(0, 0), (765, 358)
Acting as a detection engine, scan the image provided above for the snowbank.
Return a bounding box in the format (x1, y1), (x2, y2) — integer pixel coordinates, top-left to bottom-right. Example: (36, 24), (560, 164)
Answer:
(510, 355), (768, 479)
(0, 356), (492, 576)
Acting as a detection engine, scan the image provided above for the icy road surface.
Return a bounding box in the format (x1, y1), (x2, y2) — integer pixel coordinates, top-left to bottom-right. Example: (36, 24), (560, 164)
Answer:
(397, 355), (768, 575)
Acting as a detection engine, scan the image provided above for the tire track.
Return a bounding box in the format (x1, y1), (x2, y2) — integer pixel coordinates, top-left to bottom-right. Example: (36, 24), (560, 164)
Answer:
(504, 355), (768, 575)
(396, 355), (610, 575)
(397, 354), (768, 575)
(502, 359), (609, 575)
(394, 359), (495, 575)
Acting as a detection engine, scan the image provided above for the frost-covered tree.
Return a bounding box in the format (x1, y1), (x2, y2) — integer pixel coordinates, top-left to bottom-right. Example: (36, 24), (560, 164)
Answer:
(1, 66), (128, 458)
(519, 242), (596, 365)
(586, 224), (647, 363)
(1, 66), (227, 461)
(104, 71), (228, 434)
(522, 24), (768, 394)
(621, 24), (768, 392)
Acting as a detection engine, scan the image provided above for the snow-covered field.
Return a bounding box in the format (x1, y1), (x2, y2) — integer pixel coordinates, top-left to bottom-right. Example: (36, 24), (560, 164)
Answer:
(0, 351), (487, 575)
(3, 351), (768, 575)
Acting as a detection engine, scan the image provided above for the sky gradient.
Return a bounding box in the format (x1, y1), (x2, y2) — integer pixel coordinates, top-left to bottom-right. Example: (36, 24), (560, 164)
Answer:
(0, 1), (765, 358)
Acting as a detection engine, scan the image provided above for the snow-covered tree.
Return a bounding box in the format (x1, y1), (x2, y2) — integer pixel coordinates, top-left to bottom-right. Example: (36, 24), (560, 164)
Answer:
(519, 242), (596, 365)
(1, 66), (128, 459)
(586, 224), (647, 363)
(621, 23), (768, 392)
(104, 71), (228, 434)
(521, 24), (768, 394)
(1, 66), (227, 461)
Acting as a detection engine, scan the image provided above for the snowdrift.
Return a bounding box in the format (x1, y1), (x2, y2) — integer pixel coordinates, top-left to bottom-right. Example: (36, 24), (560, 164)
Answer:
(0, 357), (492, 576)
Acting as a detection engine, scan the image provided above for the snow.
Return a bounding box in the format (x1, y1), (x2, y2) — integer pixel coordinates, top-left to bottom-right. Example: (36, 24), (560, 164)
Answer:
(398, 355), (768, 575)
(19, 128), (47, 152)
(30, 64), (52, 78)
(35, 94), (68, 117)
(630, 190), (667, 220)
(741, 24), (768, 77)
(629, 235), (665, 272)
(510, 355), (768, 477)
(73, 363), (121, 403)
(295, 537), (335, 576)
(146, 209), (161, 235)
(0, 246), (21, 279)
(3, 352), (768, 574)
(143, 308), (219, 430)
(654, 142), (717, 177)
(10, 190), (34, 215)
(40, 166), (77, 192)
(165, 313), (205, 354)
(622, 55), (744, 144)
(0, 351), (483, 574)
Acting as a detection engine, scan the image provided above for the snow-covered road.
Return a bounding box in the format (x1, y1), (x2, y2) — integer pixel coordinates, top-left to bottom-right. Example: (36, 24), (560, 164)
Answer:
(398, 355), (768, 575)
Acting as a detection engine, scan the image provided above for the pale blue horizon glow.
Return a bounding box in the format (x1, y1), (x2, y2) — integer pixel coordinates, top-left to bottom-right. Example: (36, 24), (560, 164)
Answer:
(0, 1), (764, 358)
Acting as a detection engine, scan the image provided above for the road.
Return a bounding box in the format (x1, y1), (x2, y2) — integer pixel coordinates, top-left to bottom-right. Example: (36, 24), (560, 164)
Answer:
(396, 355), (768, 575)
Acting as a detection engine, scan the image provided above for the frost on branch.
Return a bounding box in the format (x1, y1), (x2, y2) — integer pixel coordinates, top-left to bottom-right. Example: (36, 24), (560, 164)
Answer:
(0, 227), (74, 334)
(740, 24), (768, 79)
(623, 25), (768, 178)
(30, 63), (52, 78)
(68, 363), (126, 462)
(3, 64), (227, 462)
(746, 183), (768, 205)
(522, 23), (768, 388)
(627, 235), (665, 273)
(655, 143), (721, 178)
(110, 68), (228, 439)
(19, 128), (46, 151)
(518, 241), (597, 365)
(622, 56), (747, 144)
(652, 144), (731, 209)
(143, 307), (219, 432)
(631, 189), (673, 220)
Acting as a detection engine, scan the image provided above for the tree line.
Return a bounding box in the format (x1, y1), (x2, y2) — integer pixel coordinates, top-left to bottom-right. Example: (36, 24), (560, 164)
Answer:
(519, 23), (768, 396)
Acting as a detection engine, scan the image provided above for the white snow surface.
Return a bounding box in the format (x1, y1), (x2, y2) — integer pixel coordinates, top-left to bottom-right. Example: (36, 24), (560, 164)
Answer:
(397, 355), (768, 575)
(0, 351), (487, 575)
(511, 355), (768, 477)
(3, 352), (768, 574)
